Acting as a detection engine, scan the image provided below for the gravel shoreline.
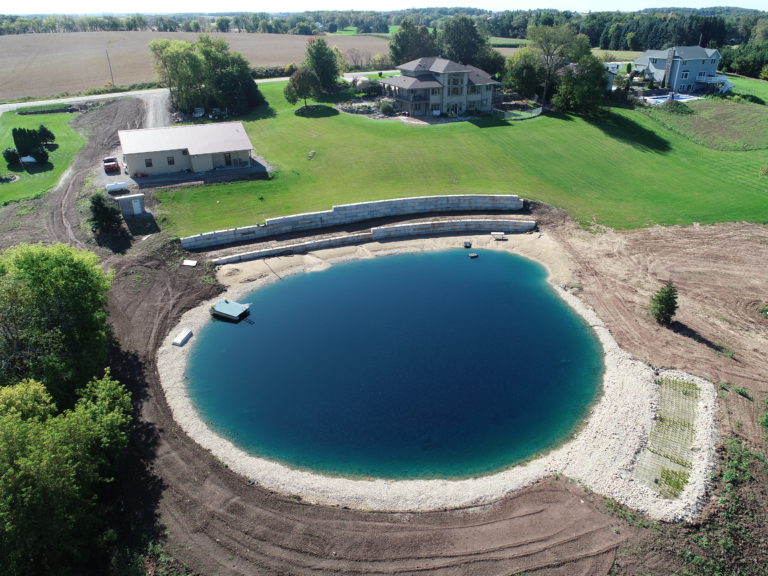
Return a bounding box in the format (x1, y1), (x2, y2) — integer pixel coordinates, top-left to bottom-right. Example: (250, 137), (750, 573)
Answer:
(156, 233), (717, 520)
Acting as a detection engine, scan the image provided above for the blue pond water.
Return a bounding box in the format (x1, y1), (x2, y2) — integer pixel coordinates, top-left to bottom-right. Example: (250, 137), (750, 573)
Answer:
(187, 249), (603, 479)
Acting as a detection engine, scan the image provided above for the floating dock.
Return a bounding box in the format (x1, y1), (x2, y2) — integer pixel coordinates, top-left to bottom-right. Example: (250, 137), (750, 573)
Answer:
(210, 299), (250, 322)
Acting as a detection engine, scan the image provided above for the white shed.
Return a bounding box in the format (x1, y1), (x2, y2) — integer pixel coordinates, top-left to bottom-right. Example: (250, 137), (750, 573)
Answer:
(115, 193), (145, 216)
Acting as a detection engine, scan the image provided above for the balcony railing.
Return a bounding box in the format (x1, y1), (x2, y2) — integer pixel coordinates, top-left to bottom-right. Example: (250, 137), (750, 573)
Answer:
(695, 74), (729, 84)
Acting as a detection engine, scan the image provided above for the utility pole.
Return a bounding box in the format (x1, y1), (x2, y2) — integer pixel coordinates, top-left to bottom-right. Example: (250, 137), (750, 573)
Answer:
(106, 49), (115, 87)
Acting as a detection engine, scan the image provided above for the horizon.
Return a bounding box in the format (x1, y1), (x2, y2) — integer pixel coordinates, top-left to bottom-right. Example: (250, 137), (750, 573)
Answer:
(5, 1), (767, 17)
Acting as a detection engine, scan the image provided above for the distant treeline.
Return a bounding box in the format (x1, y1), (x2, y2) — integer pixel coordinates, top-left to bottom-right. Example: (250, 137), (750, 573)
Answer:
(2, 7), (767, 49)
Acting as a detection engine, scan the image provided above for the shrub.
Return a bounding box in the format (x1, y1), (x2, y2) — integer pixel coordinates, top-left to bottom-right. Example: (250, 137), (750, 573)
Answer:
(760, 166), (768, 178)
(649, 280), (678, 325)
(379, 101), (394, 115)
(661, 100), (693, 115)
(3, 147), (20, 166)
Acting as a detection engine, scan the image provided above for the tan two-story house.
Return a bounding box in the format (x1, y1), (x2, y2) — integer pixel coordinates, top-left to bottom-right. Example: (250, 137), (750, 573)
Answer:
(380, 57), (500, 118)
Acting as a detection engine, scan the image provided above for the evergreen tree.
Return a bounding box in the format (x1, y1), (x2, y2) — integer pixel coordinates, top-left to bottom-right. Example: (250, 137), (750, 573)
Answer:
(649, 281), (679, 326)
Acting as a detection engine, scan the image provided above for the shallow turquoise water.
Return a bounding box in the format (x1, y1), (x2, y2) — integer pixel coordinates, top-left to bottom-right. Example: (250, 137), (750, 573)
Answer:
(187, 249), (603, 479)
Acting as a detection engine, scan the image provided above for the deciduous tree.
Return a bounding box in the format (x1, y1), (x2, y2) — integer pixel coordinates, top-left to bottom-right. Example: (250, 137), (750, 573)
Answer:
(551, 54), (607, 113)
(504, 47), (542, 97)
(439, 15), (489, 66)
(304, 37), (340, 92)
(0, 243), (113, 406)
(389, 18), (438, 65)
(284, 67), (322, 108)
(0, 372), (131, 575)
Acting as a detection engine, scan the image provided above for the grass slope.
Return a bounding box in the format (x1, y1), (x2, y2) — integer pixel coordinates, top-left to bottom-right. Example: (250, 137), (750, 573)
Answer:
(0, 111), (84, 205)
(157, 82), (768, 236)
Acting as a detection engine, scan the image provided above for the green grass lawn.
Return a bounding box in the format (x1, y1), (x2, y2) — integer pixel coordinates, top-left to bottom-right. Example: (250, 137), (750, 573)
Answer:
(490, 37), (528, 48)
(156, 81), (768, 237)
(728, 74), (768, 103)
(641, 98), (768, 151)
(592, 49), (642, 62)
(0, 111), (85, 205)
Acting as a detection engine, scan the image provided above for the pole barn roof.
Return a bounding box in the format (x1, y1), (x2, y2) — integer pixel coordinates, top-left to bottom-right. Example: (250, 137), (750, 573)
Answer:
(118, 122), (253, 156)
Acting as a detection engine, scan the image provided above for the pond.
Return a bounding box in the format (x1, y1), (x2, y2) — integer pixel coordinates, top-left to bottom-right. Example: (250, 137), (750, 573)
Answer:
(187, 249), (603, 479)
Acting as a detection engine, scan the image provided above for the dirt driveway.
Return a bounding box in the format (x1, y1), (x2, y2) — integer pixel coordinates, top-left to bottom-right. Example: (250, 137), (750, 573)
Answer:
(1, 97), (766, 575)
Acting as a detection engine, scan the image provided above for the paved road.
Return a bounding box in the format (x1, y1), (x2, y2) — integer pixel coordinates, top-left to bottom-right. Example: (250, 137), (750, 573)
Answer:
(0, 71), (399, 117)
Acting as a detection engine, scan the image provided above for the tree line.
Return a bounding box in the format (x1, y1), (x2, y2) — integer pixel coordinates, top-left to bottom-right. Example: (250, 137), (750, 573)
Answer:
(0, 243), (133, 575)
(3, 7), (765, 48)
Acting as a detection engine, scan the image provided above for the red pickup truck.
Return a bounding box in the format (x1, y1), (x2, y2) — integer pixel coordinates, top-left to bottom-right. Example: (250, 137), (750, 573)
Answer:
(103, 157), (121, 174)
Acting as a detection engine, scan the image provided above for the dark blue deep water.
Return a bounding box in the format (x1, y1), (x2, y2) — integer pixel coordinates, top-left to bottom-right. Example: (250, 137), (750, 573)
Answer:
(187, 250), (603, 479)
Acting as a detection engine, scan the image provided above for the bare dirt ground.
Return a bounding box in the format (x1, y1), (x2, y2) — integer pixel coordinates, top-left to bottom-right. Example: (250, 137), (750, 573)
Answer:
(0, 32), (391, 101)
(1, 97), (767, 575)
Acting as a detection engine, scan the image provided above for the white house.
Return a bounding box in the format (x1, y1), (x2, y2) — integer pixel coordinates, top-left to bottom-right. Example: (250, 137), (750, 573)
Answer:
(118, 122), (253, 177)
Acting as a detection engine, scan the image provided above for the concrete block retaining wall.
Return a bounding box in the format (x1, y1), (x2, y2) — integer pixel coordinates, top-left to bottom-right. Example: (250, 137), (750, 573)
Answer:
(211, 219), (536, 265)
(370, 219), (535, 241)
(182, 194), (524, 250)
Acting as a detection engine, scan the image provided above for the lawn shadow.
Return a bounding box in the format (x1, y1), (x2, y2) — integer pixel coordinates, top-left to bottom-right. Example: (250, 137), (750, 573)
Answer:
(9, 162), (54, 175)
(241, 104), (277, 121)
(295, 104), (339, 118)
(468, 116), (512, 128)
(124, 213), (160, 237)
(105, 341), (166, 570)
(670, 320), (737, 359)
(94, 227), (133, 254)
(582, 110), (671, 153)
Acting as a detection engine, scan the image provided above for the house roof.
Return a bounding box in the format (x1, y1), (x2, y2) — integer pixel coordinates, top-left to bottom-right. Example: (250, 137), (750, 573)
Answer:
(380, 74), (443, 90)
(399, 57), (473, 74)
(466, 65), (500, 86)
(635, 46), (721, 66)
(118, 122), (253, 156)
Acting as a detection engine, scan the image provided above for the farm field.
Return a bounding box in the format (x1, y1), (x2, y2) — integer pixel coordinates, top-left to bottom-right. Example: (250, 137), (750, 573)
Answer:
(157, 80), (768, 236)
(0, 31), (390, 101)
(0, 110), (84, 204)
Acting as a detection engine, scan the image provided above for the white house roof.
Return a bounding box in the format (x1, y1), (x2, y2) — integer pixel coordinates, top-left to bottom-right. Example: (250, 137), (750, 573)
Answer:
(118, 122), (253, 156)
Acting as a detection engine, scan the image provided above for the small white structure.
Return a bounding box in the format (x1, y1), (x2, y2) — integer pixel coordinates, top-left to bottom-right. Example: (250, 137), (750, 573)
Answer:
(105, 182), (129, 193)
(172, 328), (193, 347)
(115, 193), (145, 217)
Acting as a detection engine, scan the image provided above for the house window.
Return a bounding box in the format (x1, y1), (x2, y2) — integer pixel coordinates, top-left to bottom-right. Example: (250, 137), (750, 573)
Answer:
(698, 71), (705, 77)
(182, 149), (189, 155)
(449, 87), (461, 96)
(167, 156), (175, 166)
(651, 58), (657, 64)
(144, 158), (153, 168)
(682, 60), (687, 65)
(681, 71), (689, 79)
(430, 88), (440, 95)
(449, 77), (460, 86)
(468, 85), (477, 95)
(711, 59), (716, 64)
(431, 104), (440, 111)
(413, 104), (421, 112)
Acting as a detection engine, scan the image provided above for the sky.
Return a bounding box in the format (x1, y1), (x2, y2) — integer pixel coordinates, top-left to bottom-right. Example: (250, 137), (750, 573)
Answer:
(10, 0), (766, 16)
